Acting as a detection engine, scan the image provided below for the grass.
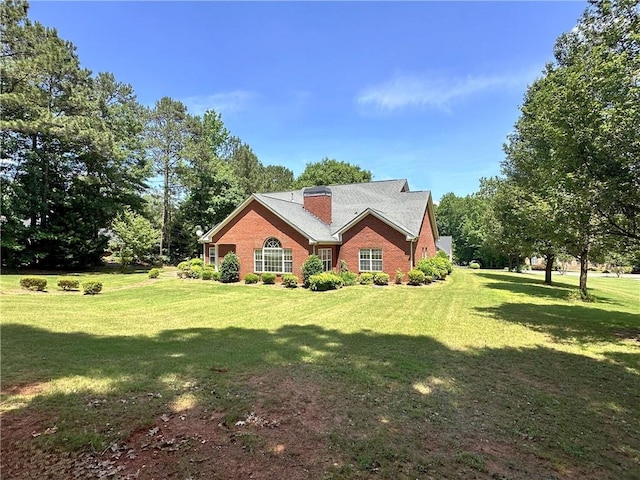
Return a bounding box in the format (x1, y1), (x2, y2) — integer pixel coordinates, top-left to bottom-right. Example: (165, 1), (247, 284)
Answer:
(1, 269), (638, 479)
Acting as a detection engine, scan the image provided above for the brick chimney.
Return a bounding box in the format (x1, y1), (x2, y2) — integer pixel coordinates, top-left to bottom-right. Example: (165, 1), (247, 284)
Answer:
(303, 186), (332, 224)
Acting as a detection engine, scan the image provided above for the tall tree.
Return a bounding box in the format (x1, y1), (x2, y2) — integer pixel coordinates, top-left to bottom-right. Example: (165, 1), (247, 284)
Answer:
(145, 97), (191, 259)
(294, 158), (372, 188)
(1, 0), (147, 267)
(228, 141), (265, 196)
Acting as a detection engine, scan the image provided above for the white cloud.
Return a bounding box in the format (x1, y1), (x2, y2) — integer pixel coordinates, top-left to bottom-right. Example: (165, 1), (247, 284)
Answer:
(356, 70), (537, 112)
(182, 90), (256, 116)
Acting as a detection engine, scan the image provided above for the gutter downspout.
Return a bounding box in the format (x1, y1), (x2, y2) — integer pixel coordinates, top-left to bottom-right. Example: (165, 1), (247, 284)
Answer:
(409, 237), (417, 270)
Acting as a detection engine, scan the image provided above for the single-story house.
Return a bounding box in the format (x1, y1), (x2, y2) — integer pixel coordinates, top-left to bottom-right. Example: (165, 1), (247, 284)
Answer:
(198, 179), (438, 279)
(436, 236), (453, 262)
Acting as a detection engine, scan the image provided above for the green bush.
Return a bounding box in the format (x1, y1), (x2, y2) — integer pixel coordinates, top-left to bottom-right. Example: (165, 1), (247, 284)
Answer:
(469, 261), (480, 269)
(261, 272), (277, 284)
(201, 267), (216, 280)
(189, 265), (204, 279)
(57, 277), (80, 290)
(373, 272), (390, 285)
(220, 252), (240, 283)
(282, 274), (299, 288)
(189, 258), (204, 268)
(20, 277), (47, 291)
(340, 271), (358, 286)
(358, 272), (374, 285)
(177, 261), (189, 271)
(302, 255), (324, 288)
(148, 268), (160, 279)
(244, 273), (259, 284)
(82, 281), (103, 295)
(407, 269), (425, 285)
(309, 272), (344, 291)
(417, 258), (438, 280)
(395, 269), (404, 284)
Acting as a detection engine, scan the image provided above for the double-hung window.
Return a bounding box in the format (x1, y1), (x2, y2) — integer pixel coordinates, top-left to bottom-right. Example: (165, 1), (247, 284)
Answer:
(359, 248), (383, 272)
(254, 238), (292, 273)
(318, 248), (332, 271)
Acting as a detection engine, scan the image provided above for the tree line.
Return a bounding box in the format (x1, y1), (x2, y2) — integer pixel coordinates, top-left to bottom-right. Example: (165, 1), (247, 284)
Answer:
(0, 0), (371, 269)
(436, 0), (639, 298)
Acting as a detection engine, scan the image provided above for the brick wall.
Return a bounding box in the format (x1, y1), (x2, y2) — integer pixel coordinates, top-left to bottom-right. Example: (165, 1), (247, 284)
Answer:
(338, 215), (412, 276)
(205, 200), (312, 278)
(303, 194), (332, 224)
(415, 200), (437, 261)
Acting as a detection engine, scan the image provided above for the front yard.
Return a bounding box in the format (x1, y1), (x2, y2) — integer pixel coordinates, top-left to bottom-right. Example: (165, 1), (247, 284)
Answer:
(1, 269), (638, 479)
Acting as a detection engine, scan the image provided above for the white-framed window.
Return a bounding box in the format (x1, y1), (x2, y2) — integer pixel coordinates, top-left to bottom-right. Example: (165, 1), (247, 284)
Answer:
(359, 248), (383, 272)
(254, 237), (293, 273)
(318, 248), (332, 271)
(209, 246), (216, 266)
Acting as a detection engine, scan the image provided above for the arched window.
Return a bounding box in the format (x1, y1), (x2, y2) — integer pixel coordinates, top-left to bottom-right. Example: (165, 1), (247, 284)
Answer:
(254, 237), (293, 273)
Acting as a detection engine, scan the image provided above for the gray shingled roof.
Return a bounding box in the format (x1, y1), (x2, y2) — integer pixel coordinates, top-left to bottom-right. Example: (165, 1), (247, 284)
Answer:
(253, 179), (432, 243)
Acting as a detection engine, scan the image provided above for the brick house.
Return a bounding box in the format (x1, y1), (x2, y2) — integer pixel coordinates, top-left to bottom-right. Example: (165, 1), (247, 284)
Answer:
(198, 179), (438, 279)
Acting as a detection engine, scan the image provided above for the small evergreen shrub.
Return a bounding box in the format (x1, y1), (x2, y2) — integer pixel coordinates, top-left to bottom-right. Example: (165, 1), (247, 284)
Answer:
(358, 272), (374, 285)
(82, 281), (103, 295)
(189, 265), (204, 279)
(282, 274), (299, 288)
(469, 261), (480, 269)
(261, 272), (277, 284)
(395, 269), (404, 284)
(220, 252), (240, 283)
(309, 272), (344, 291)
(201, 267), (216, 280)
(20, 277), (47, 291)
(340, 271), (358, 286)
(302, 255), (324, 288)
(407, 269), (425, 285)
(373, 272), (390, 285)
(244, 273), (259, 284)
(57, 277), (79, 290)
(177, 261), (189, 271)
(148, 268), (160, 279)
(189, 258), (204, 268)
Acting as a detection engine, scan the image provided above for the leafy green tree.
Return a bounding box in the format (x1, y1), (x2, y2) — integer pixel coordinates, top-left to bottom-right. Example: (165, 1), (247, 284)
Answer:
(295, 158), (372, 188)
(109, 209), (159, 267)
(262, 165), (294, 192)
(228, 141), (265, 197)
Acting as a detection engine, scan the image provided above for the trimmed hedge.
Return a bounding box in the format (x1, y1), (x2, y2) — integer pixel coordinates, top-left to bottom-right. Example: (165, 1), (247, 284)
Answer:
(302, 255), (324, 288)
(469, 261), (480, 269)
(244, 273), (259, 284)
(189, 258), (204, 268)
(341, 271), (358, 286)
(282, 274), (299, 288)
(407, 269), (425, 285)
(220, 252), (240, 283)
(148, 268), (160, 279)
(82, 281), (103, 295)
(261, 272), (277, 285)
(358, 272), (374, 285)
(201, 267), (218, 280)
(20, 277), (47, 291)
(309, 272), (344, 291)
(57, 277), (80, 290)
(373, 272), (390, 286)
(395, 269), (404, 284)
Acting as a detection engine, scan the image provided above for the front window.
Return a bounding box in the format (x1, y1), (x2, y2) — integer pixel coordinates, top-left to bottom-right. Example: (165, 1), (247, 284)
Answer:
(318, 248), (332, 271)
(359, 248), (383, 272)
(254, 237), (292, 273)
(209, 246), (215, 266)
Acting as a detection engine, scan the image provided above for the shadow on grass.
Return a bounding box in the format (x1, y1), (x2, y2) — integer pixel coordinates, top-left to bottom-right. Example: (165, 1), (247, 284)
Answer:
(475, 272), (622, 304)
(476, 301), (640, 348)
(2, 323), (639, 478)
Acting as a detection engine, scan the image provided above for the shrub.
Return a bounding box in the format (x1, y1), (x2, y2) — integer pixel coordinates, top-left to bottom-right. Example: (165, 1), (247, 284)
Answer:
(244, 273), (259, 284)
(57, 277), (80, 290)
(261, 272), (277, 285)
(148, 268), (160, 279)
(282, 274), (299, 288)
(407, 269), (425, 285)
(82, 281), (103, 295)
(177, 261), (189, 271)
(417, 258), (438, 280)
(469, 261), (481, 269)
(373, 272), (390, 286)
(358, 272), (374, 285)
(20, 277), (47, 291)
(189, 265), (204, 279)
(341, 271), (358, 286)
(220, 252), (240, 283)
(395, 269), (404, 284)
(302, 255), (324, 288)
(189, 258), (204, 268)
(339, 259), (349, 273)
(201, 267), (216, 280)
(309, 272), (344, 291)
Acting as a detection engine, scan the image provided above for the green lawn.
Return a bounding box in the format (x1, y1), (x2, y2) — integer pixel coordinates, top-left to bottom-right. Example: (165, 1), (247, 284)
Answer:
(1, 269), (638, 479)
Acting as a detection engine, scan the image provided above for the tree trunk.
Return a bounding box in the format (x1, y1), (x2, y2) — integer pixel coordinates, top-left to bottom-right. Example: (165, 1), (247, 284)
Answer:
(579, 248), (589, 297)
(544, 253), (554, 285)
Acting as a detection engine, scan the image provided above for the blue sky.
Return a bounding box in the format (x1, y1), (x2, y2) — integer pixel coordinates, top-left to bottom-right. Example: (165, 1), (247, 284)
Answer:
(29, 1), (587, 202)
